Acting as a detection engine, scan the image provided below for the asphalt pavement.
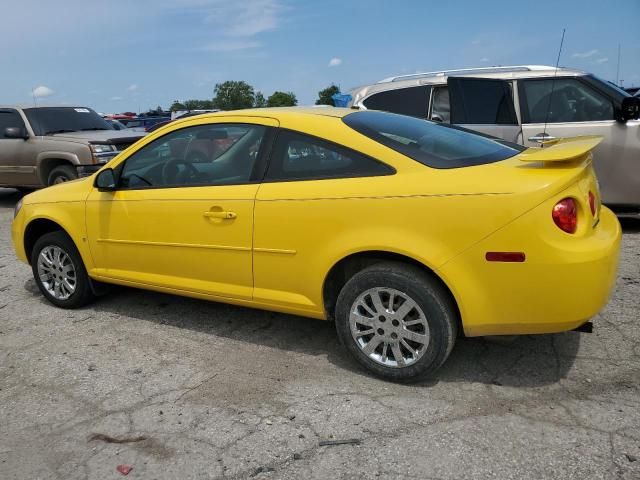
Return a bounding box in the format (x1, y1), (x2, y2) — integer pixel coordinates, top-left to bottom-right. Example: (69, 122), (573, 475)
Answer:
(0, 187), (639, 480)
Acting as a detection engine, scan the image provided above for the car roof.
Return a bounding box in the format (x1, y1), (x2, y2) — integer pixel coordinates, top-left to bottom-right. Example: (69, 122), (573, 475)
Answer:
(175, 106), (353, 122)
(0, 104), (94, 110)
(350, 65), (588, 99)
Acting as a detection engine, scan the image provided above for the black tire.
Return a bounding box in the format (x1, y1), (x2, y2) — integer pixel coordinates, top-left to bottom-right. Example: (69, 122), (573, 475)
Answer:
(335, 262), (457, 383)
(47, 165), (77, 186)
(31, 231), (95, 309)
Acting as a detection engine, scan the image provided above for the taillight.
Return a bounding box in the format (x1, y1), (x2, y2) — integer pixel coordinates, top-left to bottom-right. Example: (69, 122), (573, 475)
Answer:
(588, 191), (596, 216)
(552, 198), (577, 234)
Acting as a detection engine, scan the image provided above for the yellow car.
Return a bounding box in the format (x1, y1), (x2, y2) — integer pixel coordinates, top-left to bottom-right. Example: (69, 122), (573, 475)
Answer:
(11, 108), (621, 381)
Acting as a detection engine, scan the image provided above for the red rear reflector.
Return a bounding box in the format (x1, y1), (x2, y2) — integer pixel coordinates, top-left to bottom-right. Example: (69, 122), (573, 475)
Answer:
(588, 191), (596, 216)
(485, 252), (526, 262)
(552, 198), (578, 234)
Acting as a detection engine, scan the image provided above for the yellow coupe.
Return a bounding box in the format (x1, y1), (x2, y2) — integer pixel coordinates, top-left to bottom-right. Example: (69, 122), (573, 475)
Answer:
(11, 108), (621, 381)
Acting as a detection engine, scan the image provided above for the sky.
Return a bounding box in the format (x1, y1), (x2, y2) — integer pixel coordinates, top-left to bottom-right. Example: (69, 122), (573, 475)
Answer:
(2, 0), (639, 113)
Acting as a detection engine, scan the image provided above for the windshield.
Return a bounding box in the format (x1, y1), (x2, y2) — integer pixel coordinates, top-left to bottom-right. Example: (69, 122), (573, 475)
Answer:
(24, 107), (113, 135)
(588, 75), (631, 100)
(343, 110), (524, 169)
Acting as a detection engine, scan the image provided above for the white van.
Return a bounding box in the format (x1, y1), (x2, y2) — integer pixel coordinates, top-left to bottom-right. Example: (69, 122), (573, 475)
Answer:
(350, 66), (640, 209)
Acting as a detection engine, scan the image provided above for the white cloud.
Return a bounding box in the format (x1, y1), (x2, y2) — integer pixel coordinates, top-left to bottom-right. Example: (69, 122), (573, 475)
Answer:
(200, 40), (261, 52)
(572, 49), (598, 58)
(195, 0), (283, 37)
(32, 85), (54, 98)
(328, 57), (342, 67)
(595, 57), (609, 64)
(127, 84), (138, 92)
(111, 96), (123, 101)
(479, 57), (490, 63)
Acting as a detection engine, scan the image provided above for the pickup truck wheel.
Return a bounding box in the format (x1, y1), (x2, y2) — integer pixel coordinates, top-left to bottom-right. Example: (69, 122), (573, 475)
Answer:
(31, 231), (95, 308)
(47, 165), (77, 186)
(335, 262), (457, 383)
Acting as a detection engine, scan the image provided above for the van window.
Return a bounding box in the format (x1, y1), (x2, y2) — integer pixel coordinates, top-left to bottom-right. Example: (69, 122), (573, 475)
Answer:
(362, 86), (430, 118)
(430, 87), (450, 123)
(521, 78), (614, 123)
(448, 78), (518, 125)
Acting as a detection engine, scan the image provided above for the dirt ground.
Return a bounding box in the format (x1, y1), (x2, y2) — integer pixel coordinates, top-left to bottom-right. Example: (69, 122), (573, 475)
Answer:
(1, 187), (639, 479)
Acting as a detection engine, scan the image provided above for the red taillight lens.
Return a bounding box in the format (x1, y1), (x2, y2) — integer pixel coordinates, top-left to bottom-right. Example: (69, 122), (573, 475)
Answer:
(588, 191), (596, 216)
(552, 198), (577, 234)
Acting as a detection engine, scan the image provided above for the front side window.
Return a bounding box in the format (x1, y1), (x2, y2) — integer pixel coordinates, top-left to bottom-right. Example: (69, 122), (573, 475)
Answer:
(0, 109), (26, 138)
(343, 110), (523, 169)
(119, 123), (266, 189)
(521, 78), (614, 123)
(362, 86), (431, 118)
(264, 130), (394, 182)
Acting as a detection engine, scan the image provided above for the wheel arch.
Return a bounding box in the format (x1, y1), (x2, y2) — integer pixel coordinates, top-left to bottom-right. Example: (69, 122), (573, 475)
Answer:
(322, 249), (462, 333)
(36, 153), (80, 185)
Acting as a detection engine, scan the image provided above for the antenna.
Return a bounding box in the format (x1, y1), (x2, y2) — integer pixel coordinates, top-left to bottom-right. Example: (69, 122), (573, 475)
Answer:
(541, 28), (566, 148)
(31, 87), (37, 107)
(616, 43), (621, 86)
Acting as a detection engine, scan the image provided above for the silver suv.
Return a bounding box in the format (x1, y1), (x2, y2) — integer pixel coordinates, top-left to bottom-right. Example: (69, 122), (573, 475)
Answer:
(350, 65), (640, 209)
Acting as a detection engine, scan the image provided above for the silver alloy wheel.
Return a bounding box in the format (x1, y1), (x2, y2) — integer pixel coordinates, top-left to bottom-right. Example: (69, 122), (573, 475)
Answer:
(52, 175), (69, 184)
(36, 246), (77, 300)
(349, 287), (430, 368)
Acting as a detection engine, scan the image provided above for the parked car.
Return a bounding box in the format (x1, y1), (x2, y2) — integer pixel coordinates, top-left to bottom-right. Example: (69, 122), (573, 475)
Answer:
(105, 118), (129, 131)
(349, 65), (640, 210)
(146, 111), (217, 134)
(12, 108), (620, 381)
(119, 117), (171, 132)
(0, 105), (145, 188)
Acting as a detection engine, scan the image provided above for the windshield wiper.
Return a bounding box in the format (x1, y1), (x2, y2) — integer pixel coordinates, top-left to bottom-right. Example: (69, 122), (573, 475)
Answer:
(80, 127), (110, 131)
(44, 129), (77, 135)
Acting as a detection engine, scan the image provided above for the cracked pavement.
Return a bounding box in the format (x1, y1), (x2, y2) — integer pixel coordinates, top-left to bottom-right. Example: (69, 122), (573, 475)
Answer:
(0, 187), (639, 479)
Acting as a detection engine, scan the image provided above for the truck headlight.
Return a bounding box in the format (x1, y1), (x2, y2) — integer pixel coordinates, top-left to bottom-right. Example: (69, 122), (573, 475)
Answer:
(14, 198), (23, 219)
(90, 144), (116, 154)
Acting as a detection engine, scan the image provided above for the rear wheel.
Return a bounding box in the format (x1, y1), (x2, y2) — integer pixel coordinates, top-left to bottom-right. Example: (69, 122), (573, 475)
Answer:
(335, 262), (457, 382)
(47, 165), (77, 186)
(31, 231), (95, 308)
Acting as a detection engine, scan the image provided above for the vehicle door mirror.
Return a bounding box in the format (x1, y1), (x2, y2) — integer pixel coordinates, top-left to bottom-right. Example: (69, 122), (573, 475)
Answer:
(619, 97), (640, 122)
(95, 168), (117, 191)
(4, 127), (29, 139)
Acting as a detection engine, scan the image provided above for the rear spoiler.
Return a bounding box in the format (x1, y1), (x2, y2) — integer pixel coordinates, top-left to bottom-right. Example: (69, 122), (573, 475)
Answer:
(519, 136), (603, 163)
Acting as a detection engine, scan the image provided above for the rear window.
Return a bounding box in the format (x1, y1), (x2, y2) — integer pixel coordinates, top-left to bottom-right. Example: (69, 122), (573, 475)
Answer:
(343, 110), (524, 169)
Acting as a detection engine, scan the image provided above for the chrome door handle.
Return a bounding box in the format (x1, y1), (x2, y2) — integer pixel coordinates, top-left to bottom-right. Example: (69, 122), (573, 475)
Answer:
(203, 211), (237, 219)
(528, 134), (557, 143)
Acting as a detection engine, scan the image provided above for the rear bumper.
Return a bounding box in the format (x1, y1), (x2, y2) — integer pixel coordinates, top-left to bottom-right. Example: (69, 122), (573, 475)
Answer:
(438, 206), (621, 337)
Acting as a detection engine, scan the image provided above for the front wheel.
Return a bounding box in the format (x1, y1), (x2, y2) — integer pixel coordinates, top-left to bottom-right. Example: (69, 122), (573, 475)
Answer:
(335, 262), (457, 383)
(47, 165), (77, 186)
(31, 231), (95, 308)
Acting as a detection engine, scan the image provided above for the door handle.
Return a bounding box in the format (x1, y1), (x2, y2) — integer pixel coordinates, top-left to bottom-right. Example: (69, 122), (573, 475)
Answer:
(203, 211), (237, 219)
(528, 133), (557, 143)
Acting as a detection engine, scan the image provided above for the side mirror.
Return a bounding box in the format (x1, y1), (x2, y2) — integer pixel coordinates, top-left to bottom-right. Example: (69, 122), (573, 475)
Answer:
(4, 127), (29, 139)
(95, 168), (117, 192)
(619, 97), (640, 122)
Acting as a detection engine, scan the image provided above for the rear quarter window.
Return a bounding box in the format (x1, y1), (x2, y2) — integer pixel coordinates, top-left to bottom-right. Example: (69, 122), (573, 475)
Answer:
(343, 110), (524, 169)
(362, 86), (431, 119)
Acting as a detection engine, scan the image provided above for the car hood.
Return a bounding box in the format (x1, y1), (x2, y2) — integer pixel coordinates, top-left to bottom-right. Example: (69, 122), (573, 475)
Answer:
(22, 176), (93, 205)
(50, 130), (146, 142)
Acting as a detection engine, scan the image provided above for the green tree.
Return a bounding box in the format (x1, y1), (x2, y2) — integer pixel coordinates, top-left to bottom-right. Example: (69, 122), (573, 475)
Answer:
(267, 91), (297, 107)
(315, 84), (340, 106)
(170, 101), (186, 111)
(212, 81), (255, 110)
(254, 91), (267, 108)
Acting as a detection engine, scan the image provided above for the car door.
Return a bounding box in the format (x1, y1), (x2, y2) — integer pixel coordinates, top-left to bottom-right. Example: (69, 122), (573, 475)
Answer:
(0, 108), (39, 186)
(518, 76), (638, 206)
(85, 118), (277, 300)
(253, 128), (395, 315)
(444, 77), (522, 143)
